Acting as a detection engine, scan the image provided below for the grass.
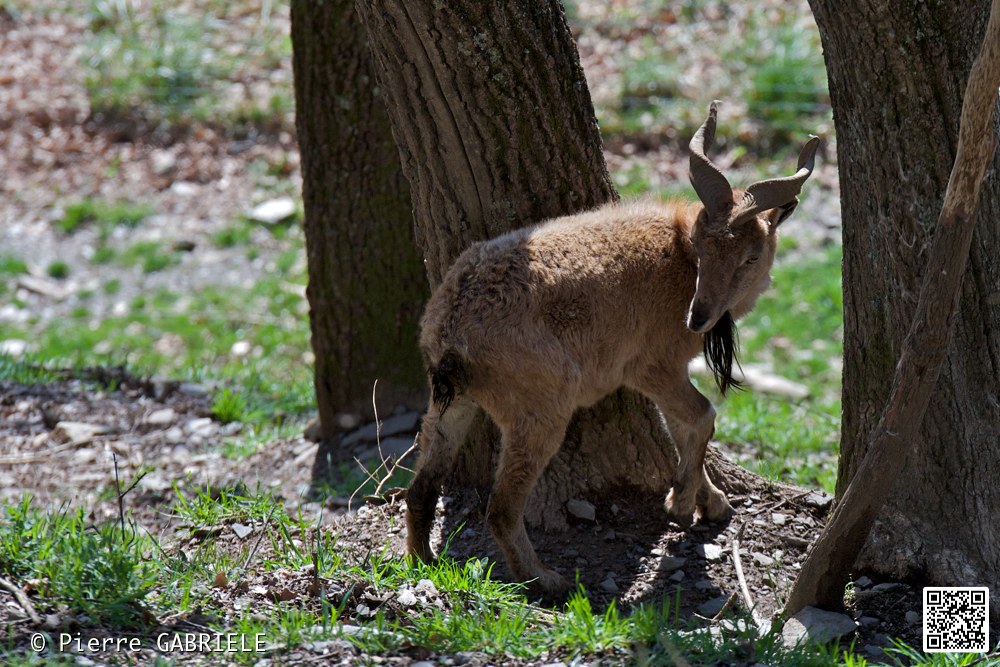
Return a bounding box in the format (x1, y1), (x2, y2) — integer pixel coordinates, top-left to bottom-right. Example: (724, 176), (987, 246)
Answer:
(0, 224), (315, 435)
(566, 0), (831, 152)
(81, 0), (292, 130)
(2, 491), (971, 666)
(0, 498), (156, 627)
(55, 198), (153, 236)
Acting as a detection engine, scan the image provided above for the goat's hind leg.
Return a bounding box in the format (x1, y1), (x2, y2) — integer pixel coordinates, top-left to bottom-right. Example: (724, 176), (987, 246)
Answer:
(487, 412), (571, 595)
(406, 396), (477, 563)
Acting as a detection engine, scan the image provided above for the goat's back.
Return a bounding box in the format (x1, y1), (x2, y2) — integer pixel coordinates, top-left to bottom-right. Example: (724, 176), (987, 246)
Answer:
(420, 199), (703, 385)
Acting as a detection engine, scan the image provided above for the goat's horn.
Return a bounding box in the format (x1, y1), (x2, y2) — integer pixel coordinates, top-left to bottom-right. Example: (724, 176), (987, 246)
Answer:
(688, 101), (734, 219)
(738, 136), (821, 216)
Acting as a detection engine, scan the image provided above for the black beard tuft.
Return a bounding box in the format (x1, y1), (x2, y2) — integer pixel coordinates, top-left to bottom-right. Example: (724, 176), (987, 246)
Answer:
(703, 311), (743, 395)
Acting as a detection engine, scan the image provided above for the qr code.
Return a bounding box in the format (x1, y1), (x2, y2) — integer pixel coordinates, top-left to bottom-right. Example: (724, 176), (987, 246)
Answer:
(923, 587), (990, 653)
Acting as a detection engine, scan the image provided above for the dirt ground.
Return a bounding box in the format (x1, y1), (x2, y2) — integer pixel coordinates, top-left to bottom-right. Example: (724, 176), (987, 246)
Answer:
(0, 370), (924, 665)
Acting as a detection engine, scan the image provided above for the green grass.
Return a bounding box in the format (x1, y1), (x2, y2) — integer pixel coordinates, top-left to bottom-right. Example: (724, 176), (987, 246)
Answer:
(55, 198), (153, 236)
(82, 0), (292, 129)
(4, 490), (975, 666)
(0, 498), (156, 627)
(0, 228), (314, 435)
(0, 354), (59, 384)
(0, 254), (29, 276)
(566, 1), (831, 151)
(170, 483), (289, 527)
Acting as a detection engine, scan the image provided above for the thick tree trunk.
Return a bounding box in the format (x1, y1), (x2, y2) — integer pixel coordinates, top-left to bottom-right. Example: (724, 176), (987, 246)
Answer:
(290, 0), (428, 465)
(809, 0), (1000, 616)
(355, 0), (753, 528)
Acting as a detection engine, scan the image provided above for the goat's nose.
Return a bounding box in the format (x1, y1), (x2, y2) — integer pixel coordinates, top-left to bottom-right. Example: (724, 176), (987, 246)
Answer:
(687, 309), (710, 332)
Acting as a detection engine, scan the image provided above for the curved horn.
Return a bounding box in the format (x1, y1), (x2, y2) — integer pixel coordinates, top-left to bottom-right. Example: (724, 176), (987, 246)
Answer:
(738, 135), (821, 216)
(688, 101), (733, 219)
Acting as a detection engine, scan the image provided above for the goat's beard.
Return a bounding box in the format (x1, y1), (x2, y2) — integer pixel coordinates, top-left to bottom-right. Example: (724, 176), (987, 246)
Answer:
(703, 311), (743, 395)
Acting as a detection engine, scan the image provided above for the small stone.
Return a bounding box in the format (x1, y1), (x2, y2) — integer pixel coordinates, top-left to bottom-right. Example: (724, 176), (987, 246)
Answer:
(185, 417), (216, 437)
(53, 421), (110, 445)
(694, 579), (716, 590)
(361, 436), (417, 461)
(566, 498), (596, 522)
(655, 556), (687, 572)
(178, 382), (209, 397)
(782, 606), (857, 647)
(781, 534), (812, 548)
(231, 340), (252, 357)
(669, 570), (685, 582)
(170, 181), (197, 197)
(16, 275), (67, 300)
(397, 589), (418, 607)
(248, 197), (297, 224)
(335, 413), (362, 430)
(151, 149), (177, 175)
(853, 575), (873, 588)
(0, 339), (29, 357)
(599, 576), (618, 593)
(695, 543), (723, 560)
(864, 645), (885, 658)
(415, 579), (438, 596)
(146, 408), (176, 426)
(858, 616), (880, 628)
(752, 552), (775, 567)
(602, 528), (616, 541)
(871, 582), (909, 593)
(697, 596), (729, 617)
(231, 523), (253, 539)
(805, 492), (834, 509)
(771, 513), (788, 526)
(905, 611), (921, 625)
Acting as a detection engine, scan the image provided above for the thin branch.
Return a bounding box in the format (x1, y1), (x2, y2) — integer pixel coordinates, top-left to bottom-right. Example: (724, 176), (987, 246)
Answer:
(0, 576), (42, 625)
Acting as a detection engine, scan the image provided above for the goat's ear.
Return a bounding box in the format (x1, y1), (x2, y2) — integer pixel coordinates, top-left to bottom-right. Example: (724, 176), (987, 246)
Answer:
(768, 198), (799, 228)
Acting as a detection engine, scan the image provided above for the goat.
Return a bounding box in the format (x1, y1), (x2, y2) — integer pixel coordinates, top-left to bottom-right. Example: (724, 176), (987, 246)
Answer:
(405, 102), (820, 593)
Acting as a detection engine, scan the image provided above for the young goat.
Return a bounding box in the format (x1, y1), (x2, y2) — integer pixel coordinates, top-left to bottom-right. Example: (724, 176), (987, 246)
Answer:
(406, 103), (820, 593)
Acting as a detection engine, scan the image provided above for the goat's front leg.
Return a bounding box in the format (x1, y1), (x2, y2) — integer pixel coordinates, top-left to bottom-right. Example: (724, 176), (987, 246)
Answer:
(487, 413), (571, 595)
(640, 374), (733, 527)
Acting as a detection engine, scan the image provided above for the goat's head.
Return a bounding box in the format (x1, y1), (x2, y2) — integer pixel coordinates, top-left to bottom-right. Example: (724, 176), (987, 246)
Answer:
(685, 101), (820, 336)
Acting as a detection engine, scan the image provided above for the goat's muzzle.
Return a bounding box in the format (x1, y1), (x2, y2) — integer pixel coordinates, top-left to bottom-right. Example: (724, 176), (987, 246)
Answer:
(686, 303), (715, 334)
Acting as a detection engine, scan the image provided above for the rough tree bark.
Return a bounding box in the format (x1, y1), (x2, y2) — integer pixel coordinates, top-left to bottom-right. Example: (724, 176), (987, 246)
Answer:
(290, 0), (428, 471)
(795, 0), (1000, 618)
(354, 0), (755, 529)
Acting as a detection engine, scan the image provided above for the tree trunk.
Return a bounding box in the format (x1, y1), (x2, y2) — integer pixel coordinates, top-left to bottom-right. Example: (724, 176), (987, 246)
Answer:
(355, 0), (754, 528)
(290, 0), (428, 468)
(810, 0), (1000, 616)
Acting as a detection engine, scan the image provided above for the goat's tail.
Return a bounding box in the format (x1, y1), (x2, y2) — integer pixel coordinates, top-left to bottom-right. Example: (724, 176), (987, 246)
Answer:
(703, 311), (744, 395)
(429, 350), (467, 415)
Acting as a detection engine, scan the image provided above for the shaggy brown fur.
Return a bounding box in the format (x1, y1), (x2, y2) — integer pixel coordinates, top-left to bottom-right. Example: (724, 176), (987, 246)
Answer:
(406, 107), (819, 594)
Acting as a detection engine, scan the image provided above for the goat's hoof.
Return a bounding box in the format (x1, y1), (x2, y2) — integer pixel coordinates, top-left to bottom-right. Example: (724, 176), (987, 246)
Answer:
(664, 491), (696, 529)
(405, 543), (437, 566)
(530, 568), (571, 597)
(699, 497), (734, 523)
(697, 486), (734, 523)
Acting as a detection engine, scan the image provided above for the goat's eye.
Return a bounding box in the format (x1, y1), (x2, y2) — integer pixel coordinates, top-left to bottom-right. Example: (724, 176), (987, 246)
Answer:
(746, 256), (759, 265)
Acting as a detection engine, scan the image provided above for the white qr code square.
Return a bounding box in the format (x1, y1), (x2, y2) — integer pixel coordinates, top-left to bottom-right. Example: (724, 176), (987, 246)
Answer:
(923, 587), (990, 653)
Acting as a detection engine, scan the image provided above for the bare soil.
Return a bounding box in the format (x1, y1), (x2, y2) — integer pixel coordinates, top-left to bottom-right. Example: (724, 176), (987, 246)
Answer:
(0, 369), (922, 665)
